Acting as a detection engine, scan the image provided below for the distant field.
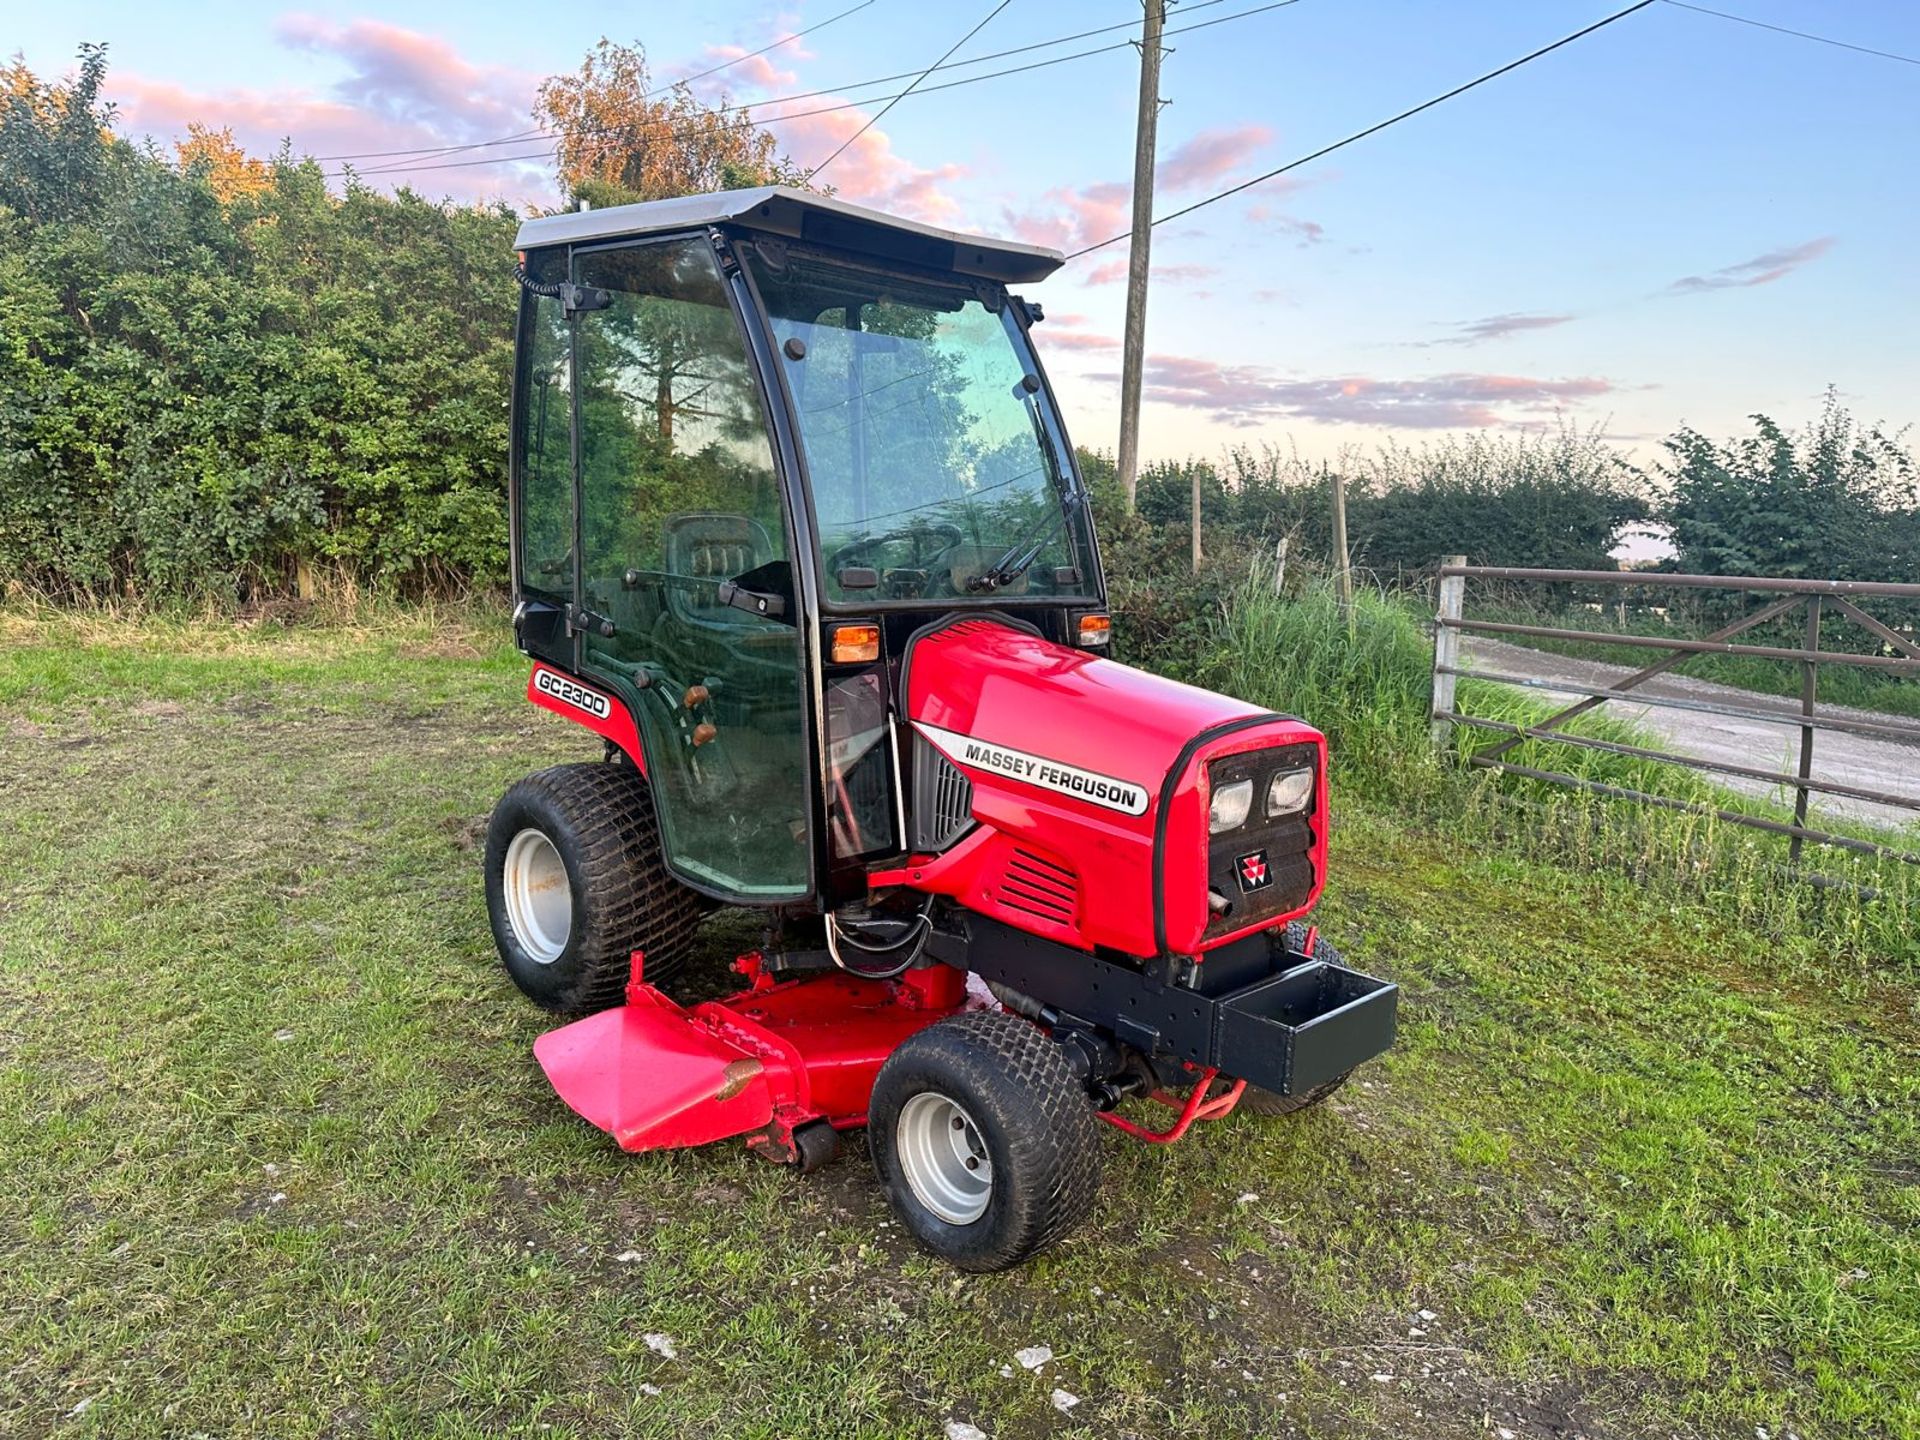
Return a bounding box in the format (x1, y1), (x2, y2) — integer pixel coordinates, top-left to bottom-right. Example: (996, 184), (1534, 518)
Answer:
(1, 612), (1916, 1439)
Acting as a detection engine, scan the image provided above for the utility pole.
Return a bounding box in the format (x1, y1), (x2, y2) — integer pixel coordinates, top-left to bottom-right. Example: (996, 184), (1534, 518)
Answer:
(1116, 0), (1166, 513)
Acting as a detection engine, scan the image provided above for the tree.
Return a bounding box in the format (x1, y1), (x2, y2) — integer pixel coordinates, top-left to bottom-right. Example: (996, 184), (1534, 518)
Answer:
(535, 39), (809, 210)
(1660, 392), (1917, 584)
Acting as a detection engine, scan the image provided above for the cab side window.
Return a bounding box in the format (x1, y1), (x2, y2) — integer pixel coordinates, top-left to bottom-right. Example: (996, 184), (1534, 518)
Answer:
(571, 237), (810, 899)
(514, 249), (572, 599)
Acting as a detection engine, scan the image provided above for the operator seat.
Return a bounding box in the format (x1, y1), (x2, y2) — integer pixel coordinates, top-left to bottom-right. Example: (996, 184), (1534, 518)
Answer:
(665, 512), (774, 628)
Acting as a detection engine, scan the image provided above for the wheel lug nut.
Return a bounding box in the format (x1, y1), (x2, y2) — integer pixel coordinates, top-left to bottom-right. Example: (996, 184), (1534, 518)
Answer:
(965, 1157), (979, 1170)
(952, 1116), (964, 1130)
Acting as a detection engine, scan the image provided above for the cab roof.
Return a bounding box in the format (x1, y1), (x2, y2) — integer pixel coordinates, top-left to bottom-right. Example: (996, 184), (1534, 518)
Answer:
(513, 186), (1065, 286)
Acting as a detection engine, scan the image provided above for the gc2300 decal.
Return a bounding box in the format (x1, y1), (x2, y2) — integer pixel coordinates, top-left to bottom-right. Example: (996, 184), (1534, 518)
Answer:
(533, 668), (612, 720)
(914, 721), (1149, 816)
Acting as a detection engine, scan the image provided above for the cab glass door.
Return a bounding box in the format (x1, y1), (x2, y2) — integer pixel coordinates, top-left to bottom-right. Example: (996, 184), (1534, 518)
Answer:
(572, 237), (811, 899)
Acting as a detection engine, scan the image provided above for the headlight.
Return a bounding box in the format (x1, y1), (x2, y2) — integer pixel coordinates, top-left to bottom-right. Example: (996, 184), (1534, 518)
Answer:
(1209, 778), (1254, 833)
(1265, 766), (1314, 816)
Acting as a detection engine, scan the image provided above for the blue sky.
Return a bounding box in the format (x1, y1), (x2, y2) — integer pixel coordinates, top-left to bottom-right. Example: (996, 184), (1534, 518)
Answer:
(15, 1), (1919, 469)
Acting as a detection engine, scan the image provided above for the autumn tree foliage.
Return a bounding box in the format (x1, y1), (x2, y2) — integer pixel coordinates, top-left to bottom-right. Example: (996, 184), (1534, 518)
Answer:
(175, 123), (271, 203)
(535, 38), (808, 210)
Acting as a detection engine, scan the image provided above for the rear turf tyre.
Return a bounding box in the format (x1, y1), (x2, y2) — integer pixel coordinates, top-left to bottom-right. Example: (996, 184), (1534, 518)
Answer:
(485, 762), (703, 1013)
(1236, 921), (1355, 1117)
(870, 1011), (1102, 1272)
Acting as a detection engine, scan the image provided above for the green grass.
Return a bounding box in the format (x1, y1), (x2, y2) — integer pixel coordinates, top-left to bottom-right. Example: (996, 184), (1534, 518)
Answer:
(1, 610), (1918, 1438)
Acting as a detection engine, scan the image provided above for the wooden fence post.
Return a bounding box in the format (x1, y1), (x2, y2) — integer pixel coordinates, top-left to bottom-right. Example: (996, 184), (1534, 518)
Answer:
(1272, 536), (1289, 595)
(1430, 555), (1467, 751)
(1330, 467), (1352, 617)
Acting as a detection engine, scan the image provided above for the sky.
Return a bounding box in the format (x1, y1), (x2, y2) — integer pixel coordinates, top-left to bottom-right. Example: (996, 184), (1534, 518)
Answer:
(12, 0), (1920, 476)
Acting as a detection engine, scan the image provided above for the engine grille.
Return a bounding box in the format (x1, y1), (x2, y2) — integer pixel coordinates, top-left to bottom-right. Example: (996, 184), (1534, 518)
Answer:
(910, 737), (975, 852)
(997, 848), (1080, 927)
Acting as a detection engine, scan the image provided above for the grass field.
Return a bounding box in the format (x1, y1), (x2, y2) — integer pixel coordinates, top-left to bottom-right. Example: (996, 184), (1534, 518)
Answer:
(2, 611), (1917, 1439)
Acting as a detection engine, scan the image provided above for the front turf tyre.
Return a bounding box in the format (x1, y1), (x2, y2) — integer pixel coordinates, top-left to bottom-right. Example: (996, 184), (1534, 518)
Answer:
(485, 762), (703, 1013)
(870, 1011), (1102, 1273)
(1237, 921), (1356, 1117)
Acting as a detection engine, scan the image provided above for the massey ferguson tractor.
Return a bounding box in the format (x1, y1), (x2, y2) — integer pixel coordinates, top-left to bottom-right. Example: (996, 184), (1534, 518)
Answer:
(487, 187), (1395, 1270)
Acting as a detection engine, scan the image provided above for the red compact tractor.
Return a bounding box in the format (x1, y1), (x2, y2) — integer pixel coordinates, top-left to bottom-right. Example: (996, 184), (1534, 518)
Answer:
(487, 188), (1395, 1270)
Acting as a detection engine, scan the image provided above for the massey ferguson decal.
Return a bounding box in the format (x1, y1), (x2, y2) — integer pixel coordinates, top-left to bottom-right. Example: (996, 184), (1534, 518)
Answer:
(914, 722), (1149, 817)
(1236, 849), (1273, 892)
(533, 668), (612, 721)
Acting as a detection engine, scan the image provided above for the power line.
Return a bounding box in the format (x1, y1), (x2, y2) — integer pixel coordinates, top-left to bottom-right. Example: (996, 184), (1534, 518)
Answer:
(1660, 0), (1919, 68)
(310, 0), (880, 162)
(316, 0), (1248, 165)
(329, 0), (1301, 181)
(809, 0), (1016, 180)
(1067, 0), (1658, 258)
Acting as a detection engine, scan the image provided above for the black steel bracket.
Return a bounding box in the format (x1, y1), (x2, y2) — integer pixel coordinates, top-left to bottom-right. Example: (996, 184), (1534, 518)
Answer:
(931, 916), (1396, 1097)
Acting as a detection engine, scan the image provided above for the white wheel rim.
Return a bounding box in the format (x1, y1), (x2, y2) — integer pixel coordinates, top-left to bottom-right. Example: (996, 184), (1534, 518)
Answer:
(503, 828), (571, 964)
(897, 1091), (993, 1225)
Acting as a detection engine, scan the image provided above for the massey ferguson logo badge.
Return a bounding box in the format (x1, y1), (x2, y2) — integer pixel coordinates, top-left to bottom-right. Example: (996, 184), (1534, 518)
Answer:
(1236, 849), (1273, 892)
(534, 668), (611, 720)
(913, 722), (1149, 816)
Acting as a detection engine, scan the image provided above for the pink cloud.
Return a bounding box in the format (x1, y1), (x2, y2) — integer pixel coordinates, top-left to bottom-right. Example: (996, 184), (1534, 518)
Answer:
(1083, 355), (1616, 428)
(1157, 124), (1272, 190)
(1669, 237), (1835, 293)
(276, 16), (532, 134)
(673, 45), (800, 97)
(109, 18), (552, 206)
(1041, 329), (1122, 352)
(1005, 124), (1320, 258)
(770, 101), (967, 224)
(1078, 258), (1215, 288)
(1001, 179), (1131, 253)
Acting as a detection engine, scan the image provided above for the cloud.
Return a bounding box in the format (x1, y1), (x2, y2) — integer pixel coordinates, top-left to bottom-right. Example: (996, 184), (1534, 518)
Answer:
(1668, 237), (1835, 293)
(1078, 258), (1216, 287)
(1157, 124), (1272, 190)
(1083, 355), (1615, 428)
(774, 100), (968, 223)
(109, 18), (552, 206)
(1040, 328), (1121, 353)
(1001, 180), (1130, 252)
(1244, 201), (1323, 246)
(671, 45), (800, 98)
(276, 16), (532, 134)
(1004, 123), (1318, 258)
(1423, 312), (1577, 347)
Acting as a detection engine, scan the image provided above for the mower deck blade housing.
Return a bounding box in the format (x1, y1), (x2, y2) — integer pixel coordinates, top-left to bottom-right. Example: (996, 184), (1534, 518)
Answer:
(533, 985), (772, 1152)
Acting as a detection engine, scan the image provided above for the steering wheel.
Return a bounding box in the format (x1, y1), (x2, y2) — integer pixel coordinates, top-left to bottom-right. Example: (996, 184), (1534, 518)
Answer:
(827, 521), (965, 576)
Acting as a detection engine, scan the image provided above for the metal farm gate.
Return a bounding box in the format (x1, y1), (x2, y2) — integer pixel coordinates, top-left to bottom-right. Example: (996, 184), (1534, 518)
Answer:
(1428, 560), (1920, 866)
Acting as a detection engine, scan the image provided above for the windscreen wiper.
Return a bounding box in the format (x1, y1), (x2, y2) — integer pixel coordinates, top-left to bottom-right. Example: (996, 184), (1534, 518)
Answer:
(967, 485), (1086, 593)
(966, 374), (1083, 594)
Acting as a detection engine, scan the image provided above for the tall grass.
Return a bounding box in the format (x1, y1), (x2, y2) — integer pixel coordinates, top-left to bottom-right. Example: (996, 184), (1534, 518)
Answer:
(1187, 575), (1920, 971)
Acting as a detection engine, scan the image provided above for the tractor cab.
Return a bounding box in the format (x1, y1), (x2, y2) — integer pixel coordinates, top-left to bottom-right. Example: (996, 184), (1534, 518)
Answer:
(511, 188), (1098, 908)
(493, 188), (1396, 1272)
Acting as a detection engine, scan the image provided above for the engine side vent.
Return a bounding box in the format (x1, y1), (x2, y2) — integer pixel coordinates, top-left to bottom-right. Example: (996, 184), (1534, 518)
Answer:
(911, 737), (975, 852)
(998, 847), (1079, 926)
